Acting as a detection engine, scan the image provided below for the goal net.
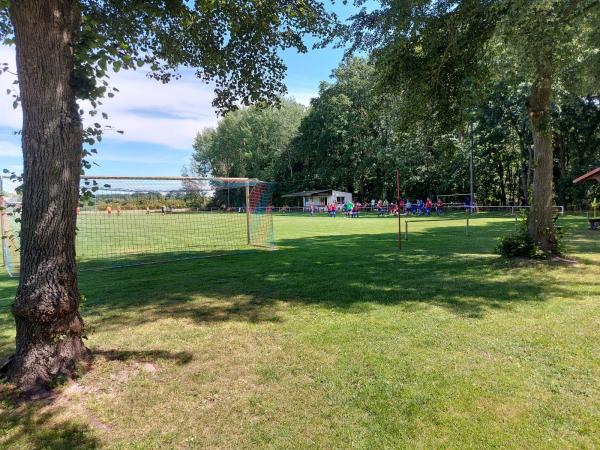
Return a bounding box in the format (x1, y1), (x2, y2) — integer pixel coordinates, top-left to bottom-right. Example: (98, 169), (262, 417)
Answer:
(1, 176), (275, 275)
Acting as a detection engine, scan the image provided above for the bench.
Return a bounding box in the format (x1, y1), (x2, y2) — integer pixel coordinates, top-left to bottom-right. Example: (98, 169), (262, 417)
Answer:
(589, 217), (600, 230)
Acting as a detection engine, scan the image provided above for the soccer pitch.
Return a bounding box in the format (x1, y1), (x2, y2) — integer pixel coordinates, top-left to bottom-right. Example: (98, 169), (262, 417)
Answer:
(3, 210), (275, 272)
(2, 210), (523, 273)
(76, 212), (251, 265)
(1, 214), (599, 448)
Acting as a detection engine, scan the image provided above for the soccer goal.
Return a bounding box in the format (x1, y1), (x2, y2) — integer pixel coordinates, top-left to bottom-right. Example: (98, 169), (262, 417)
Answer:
(0, 176), (275, 275)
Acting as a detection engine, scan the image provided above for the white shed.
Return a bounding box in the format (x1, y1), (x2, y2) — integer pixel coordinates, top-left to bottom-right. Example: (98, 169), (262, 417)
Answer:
(282, 189), (353, 209)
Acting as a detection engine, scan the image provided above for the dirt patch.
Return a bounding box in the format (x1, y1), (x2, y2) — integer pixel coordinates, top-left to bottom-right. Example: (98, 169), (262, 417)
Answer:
(111, 366), (140, 384)
(141, 362), (158, 373)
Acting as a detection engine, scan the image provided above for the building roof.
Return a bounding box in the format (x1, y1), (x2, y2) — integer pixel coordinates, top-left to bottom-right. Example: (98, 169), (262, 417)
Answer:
(281, 189), (334, 198)
(573, 167), (600, 184)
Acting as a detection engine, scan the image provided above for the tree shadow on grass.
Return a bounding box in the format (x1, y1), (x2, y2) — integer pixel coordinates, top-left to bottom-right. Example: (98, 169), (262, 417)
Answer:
(1, 219), (594, 360)
(70, 219), (587, 334)
(0, 218), (593, 449)
(0, 393), (100, 449)
(0, 347), (196, 449)
(94, 348), (193, 365)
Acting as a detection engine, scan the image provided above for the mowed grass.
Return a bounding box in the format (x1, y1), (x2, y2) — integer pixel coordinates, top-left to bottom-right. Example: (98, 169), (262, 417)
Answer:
(1, 214), (599, 448)
(5, 211), (261, 273)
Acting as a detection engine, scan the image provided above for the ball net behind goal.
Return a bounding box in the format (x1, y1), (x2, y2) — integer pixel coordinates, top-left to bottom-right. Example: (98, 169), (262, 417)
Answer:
(1, 176), (275, 275)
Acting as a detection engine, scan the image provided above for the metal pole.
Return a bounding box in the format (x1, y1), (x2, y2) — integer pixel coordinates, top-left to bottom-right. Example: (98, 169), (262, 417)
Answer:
(396, 169), (401, 250)
(405, 221), (408, 240)
(469, 122), (474, 215)
(245, 181), (251, 245)
(466, 216), (470, 236)
(0, 177), (7, 272)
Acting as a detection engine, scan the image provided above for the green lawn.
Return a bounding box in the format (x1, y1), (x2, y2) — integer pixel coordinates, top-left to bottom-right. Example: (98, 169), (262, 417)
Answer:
(4, 210), (274, 273)
(1, 214), (599, 448)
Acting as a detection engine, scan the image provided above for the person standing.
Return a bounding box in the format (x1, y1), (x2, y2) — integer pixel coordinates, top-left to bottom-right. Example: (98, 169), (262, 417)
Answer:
(436, 198), (444, 215)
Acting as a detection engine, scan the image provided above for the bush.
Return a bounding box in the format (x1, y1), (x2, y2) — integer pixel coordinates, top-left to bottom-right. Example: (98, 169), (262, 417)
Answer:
(495, 228), (539, 258)
(495, 213), (565, 258)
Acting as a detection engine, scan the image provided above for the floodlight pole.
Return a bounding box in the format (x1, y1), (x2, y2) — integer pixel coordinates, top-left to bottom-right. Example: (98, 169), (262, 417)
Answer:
(469, 122), (475, 215)
(396, 169), (401, 250)
(245, 180), (251, 246)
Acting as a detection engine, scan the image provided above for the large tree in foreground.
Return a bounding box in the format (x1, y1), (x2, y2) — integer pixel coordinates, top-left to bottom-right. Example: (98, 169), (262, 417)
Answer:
(0, 0), (334, 392)
(347, 0), (600, 253)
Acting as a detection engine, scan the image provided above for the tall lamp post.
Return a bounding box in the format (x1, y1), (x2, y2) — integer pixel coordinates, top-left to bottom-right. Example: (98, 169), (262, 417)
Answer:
(469, 122), (475, 213)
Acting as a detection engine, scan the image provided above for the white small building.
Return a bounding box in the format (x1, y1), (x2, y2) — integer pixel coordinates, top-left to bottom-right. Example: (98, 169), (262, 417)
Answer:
(282, 189), (353, 210)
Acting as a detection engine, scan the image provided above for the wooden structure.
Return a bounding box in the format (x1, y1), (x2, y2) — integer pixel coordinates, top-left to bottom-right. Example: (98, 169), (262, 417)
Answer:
(573, 167), (600, 184)
(573, 167), (600, 230)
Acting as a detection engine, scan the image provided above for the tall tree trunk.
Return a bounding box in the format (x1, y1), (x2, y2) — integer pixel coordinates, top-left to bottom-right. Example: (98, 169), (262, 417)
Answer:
(520, 160), (529, 206)
(497, 160), (506, 205)
(527, 74), (555, 253)
(510, 122), (530, 206)
(7, 0), (89, 391)
(359, 176), (366, 203)
(515, 136), (530, 205)
(557, 134), (566, 178)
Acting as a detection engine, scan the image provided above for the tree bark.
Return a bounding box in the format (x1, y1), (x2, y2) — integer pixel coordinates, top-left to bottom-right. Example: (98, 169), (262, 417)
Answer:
(514, 133), (529, 205)
(7, 0), (89, 391)
(527, 74), (556, 253)
(497, 160), (506, 206)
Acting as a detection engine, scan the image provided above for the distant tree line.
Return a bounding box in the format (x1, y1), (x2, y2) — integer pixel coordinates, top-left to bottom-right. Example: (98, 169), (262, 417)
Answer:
(191, 57), (599, 209)
(92, 192), (208, 211)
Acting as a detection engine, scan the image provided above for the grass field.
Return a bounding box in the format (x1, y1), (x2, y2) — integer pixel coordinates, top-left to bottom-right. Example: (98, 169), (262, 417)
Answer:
(1, 214), (599, 448)
(3, 210), (274, 272)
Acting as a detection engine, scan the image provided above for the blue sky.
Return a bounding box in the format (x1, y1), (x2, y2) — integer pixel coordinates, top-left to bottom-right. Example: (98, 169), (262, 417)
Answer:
(0, 2), (359, 179)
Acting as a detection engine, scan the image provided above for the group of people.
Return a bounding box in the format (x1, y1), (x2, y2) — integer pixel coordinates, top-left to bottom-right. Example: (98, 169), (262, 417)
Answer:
(311, 197), (446, 217)
(399, 198), (445, 216)
(320, 201), (360, 217)
(342, 201), (361, 218)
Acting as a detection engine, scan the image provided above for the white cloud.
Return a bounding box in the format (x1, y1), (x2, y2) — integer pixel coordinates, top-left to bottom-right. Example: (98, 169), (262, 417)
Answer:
(80, 68), (220, 150)
(0, 44), (319, 152)
(286, 90), (318, 106)
(94, 151), (187, 165)
(0, 45), (219, 151)
(0, 140), (21, 157)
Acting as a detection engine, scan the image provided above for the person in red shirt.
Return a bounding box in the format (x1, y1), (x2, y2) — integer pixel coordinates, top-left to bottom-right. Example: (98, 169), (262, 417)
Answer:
(425, 198), (432, 216)
(329, 202), (337, 218)
(436, 198), (444, 215)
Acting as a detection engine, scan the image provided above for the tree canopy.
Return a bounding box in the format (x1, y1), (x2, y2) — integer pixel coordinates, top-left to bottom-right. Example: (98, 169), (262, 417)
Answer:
(0, 0), (336, 391)
(342, 0), (600, 252)
(1, 0), (336, 111)
(196, 57), (600, 209)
